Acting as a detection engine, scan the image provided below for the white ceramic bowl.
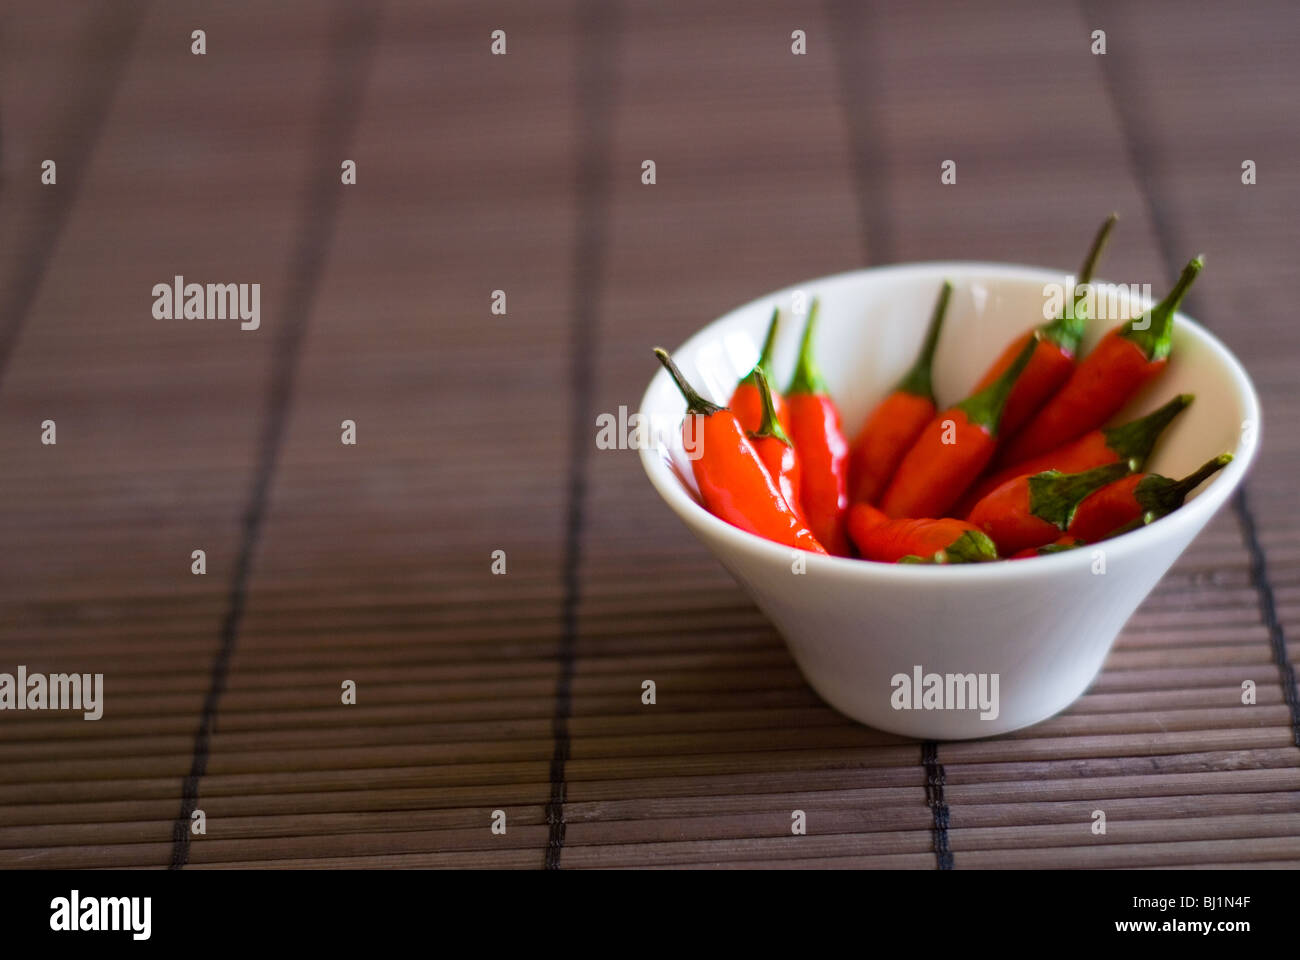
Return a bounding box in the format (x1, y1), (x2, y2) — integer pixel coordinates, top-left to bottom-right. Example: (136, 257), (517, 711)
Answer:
(639, 263), (1261, 739)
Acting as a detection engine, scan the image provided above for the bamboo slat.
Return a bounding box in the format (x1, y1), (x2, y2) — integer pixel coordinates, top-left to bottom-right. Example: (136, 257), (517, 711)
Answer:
(0, 0), (1295, 869)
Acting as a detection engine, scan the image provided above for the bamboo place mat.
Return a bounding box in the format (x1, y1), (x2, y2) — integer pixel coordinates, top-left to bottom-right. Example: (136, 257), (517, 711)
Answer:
(0, 0), (1297, 870)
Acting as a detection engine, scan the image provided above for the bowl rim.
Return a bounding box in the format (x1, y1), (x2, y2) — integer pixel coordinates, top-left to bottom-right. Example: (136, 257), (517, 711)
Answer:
(637, 260), (1262, 583)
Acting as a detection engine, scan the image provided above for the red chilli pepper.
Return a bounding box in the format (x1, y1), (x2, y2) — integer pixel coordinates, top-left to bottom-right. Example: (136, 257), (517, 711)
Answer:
(729, 307), (787, 435)
(995, 256), (1204, 468)
(847, 281), (951, 505)
(747, 368), (803, 523)
(956, 393), (1193, 518)
(1010, 535), (1084, 560)
(967, 461), (1131, 556)
(847, 502), (998, 564)
(879, 334), (1038, 519)
(654, 348), (827, 554)
(972, 214), (1118, 437)
(1068, 454), (1232, 543)
(785, 299), (852, 556)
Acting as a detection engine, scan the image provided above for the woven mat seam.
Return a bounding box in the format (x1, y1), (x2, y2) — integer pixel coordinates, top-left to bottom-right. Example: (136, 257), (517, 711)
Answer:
(167, 2), (382, 869)
(1087, 0), (1300, 750)
(544, 0), (621, 870)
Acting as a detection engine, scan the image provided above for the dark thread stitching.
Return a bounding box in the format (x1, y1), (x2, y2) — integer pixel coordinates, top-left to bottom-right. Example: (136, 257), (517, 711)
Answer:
(168, 2), (381, 868)
(544, 0), (620, 869)
(1087, 0), (1300, 749)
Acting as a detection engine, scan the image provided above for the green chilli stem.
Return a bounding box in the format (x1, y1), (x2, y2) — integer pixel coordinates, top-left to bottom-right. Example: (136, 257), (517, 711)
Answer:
(1027, 461), (1133, 531)
(1101, 394), (1193, 468)
(1135, 453), (1232, 519)
(749, 368), (792, 446)
(956, 334), (1037, 434)
(786, 298), (828, 396)
(894, 281), (952, 399)
(1121, 256), (1204, 362)
(939, 529), (1000, 563)
(740, 307), (782, 389)
(654, 347), (724, 416)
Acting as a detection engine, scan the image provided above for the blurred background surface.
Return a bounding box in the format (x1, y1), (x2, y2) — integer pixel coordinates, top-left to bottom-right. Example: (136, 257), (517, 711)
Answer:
(0, 0), (1297, 868)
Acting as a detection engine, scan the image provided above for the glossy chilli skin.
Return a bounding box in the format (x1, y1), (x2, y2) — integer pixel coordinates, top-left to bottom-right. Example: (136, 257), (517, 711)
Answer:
(754, 438), (802, 524)
(1010, 535), (1083, 560)
(785, 299), (852, 556)
(879, 335), (1038, 519)
(689, 411), (823, 550)
(849, 391), (934, 505)
(995, 329), (1164, 465)
(973, 327), (1077, 438)
(728, 383), (774, 438)
(654, 348), (827, 554)
(787, 393), (849, 554)
(848, 281), (951, 505)
(996, 256), (1203, 468)
(1067, 454), (1231, 544)
(1066, 475), (1146, 542)
(747, 368), (803, 523)
(729, 306), (787, 435)
(966, 461), (1131, 556)
(847, 503), (998, 564)
(955, 393), (1193, 517)
(971, 214), (1117, 438)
